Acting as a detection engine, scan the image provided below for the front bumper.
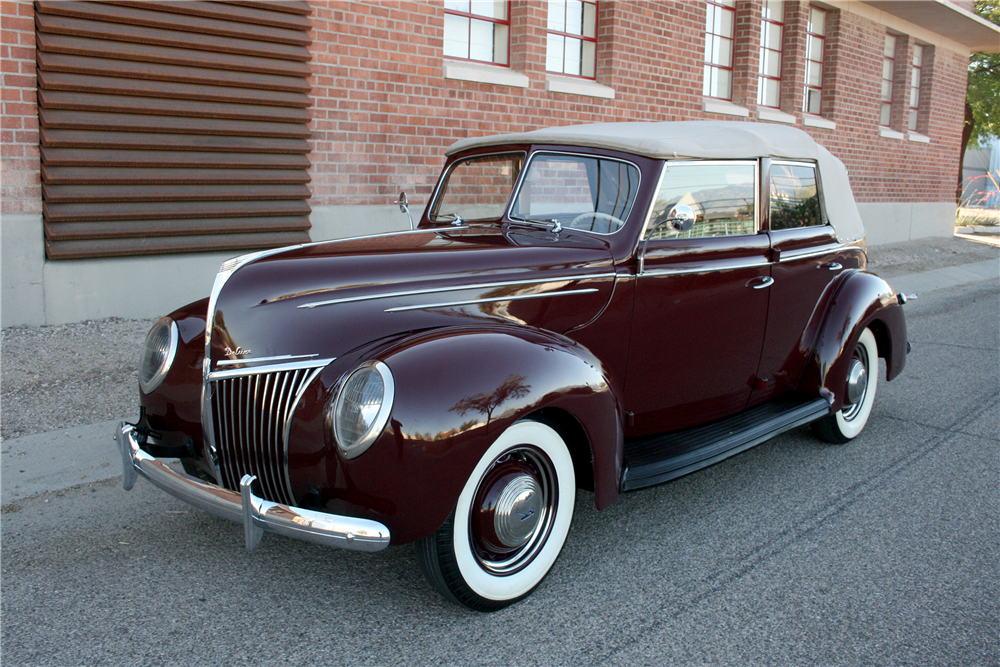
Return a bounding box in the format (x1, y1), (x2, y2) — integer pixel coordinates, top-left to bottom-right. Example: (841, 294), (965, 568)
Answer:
(115, 422), (390, 552)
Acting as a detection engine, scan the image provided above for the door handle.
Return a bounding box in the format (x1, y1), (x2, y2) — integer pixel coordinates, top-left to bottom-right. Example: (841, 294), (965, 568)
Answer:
(819, 262), (843, 271)
(748, 276), (774, 289)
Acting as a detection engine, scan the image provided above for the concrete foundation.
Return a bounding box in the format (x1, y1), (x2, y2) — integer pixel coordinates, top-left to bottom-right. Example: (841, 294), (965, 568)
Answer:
(857, 201), (956, 246)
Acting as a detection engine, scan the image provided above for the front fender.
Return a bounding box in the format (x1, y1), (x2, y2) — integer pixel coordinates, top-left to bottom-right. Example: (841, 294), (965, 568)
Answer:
(802, 270), (907, 412)
(290, 326), (622, 545)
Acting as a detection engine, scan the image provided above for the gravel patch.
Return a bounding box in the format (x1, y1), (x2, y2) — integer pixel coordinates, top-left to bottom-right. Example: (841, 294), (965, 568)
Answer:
(1, 235), (995, 442)
(1, 318), (155, 441)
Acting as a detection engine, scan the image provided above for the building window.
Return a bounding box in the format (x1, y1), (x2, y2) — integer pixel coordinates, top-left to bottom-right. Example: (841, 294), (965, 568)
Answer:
(704, 0), (736, 100)
(444, 1), (510, 66)
(803, 5), (826, 115)
(880, 33), (897, 127)
(546, 0), (598, 78)
(757, 0), (785, 108)
(908, 44), (924, 131)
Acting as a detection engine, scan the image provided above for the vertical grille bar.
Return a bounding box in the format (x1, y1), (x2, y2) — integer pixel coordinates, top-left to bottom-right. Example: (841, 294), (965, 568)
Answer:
(208, 365), (320, 505)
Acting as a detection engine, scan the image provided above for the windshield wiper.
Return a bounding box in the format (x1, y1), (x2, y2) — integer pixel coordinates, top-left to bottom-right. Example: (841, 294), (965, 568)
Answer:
(508, 216), (563, 233)
(432, 212), (466, 226)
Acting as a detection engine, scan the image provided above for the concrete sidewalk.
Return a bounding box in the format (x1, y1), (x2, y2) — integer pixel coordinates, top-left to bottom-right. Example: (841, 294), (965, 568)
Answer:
(2, 256), (997, 506)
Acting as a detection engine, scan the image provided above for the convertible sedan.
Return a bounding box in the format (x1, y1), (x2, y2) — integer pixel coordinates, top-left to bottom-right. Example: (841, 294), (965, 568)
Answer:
(117, 121), (908, 611)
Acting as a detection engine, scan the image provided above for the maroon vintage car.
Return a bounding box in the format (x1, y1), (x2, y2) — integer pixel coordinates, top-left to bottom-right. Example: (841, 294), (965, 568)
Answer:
(117, 121), (908, 611)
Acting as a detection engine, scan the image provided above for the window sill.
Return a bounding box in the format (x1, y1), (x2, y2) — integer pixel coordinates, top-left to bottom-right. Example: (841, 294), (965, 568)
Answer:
(879, 127), (906, 140)
(802, 114), (836, 130)
(443, 60), (529, 88)
(908, 131), (931, 144)
(703, 98), (750, 117)
(545, 74), (615, 99)
(757, 107), (797, 124)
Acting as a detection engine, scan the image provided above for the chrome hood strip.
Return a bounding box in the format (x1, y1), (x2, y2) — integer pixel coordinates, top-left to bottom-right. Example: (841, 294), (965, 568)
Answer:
(384, 288), (600, 313)
(217, 353), (320, 367)
(297, 273), (617, 310)
(208, 358), (335, 381)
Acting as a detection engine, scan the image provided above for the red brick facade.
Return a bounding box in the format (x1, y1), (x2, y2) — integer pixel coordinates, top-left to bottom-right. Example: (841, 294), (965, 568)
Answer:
(0, 0), (40, 214)
(0, 1), (976, 220)
(306, 0), (968, 210)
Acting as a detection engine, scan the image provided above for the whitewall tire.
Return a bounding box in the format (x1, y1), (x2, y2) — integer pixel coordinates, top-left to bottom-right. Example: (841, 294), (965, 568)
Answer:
(415, 420), (576, 611)
(813, 327), (879, 444)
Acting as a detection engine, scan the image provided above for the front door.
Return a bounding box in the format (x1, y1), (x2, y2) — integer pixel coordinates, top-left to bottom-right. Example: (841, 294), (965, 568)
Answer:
(625, 160), (770, 436)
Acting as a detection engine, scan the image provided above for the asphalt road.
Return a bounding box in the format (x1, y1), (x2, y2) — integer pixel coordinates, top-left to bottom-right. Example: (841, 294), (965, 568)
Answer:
(2, 279), (997, 667)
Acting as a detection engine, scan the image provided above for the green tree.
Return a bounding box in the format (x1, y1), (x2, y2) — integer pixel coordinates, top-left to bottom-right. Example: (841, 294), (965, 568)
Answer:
(960, 0), (999, 199)
(967, 0), (1000, 144)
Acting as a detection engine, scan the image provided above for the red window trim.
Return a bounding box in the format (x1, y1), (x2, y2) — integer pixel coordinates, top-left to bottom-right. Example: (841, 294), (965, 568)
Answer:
(757, 2), (786, 108)
(443, 2), (512, 67)
(880, 33), (896, 127)
(803, 5), (826, 114)
(704, 0), (737, 101)
(546, 0), (600, 80)
(908, 44), (924, 131)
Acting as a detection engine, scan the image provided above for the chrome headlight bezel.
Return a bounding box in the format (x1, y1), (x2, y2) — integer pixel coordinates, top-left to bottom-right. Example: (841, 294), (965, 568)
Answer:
(139, 317), (179, 394)
(329, 361), (395, 460)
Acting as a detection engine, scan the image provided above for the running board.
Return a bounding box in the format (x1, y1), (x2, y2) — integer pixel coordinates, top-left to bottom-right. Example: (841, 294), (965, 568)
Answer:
(622, 393), (831, 491)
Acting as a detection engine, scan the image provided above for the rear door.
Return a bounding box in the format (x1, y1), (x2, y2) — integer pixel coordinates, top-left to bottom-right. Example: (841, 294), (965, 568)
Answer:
(751, 159), (861, 404)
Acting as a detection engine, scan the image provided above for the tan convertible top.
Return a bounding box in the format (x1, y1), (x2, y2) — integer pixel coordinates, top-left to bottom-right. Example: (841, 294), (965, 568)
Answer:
(446, 121), (866, 243)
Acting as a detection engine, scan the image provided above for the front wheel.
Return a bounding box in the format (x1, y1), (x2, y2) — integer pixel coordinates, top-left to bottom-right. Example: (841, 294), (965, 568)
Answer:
(415, 420), (576, 611)
(813, 327), (879, 444)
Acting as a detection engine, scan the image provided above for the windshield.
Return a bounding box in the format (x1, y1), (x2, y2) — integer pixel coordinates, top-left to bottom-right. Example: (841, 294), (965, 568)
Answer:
(429, 152), (524, 223)
(510, 153), (640, 234)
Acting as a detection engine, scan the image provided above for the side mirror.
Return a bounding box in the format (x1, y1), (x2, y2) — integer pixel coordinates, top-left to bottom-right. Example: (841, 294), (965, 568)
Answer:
(638, 203), (699, 273)
(395, 192), (409, 214)
(667, 204), (696, 232)
(394, 192), (414, 230)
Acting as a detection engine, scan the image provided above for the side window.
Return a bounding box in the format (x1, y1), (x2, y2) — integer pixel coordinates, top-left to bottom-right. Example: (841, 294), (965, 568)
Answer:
(769, 162), (822, 230)
(647, 162), (757, 240)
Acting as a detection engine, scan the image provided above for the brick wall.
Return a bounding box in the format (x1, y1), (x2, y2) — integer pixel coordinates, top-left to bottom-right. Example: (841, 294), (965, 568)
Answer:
(307, 1), (706, 210)
(306, 0), (968, 210)
(0, 0), (40, 214)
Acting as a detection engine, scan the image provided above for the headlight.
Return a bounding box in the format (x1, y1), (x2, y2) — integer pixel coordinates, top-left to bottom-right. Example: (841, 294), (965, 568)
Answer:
(139, 317), (178, 394)
(329, 361), (395, 459)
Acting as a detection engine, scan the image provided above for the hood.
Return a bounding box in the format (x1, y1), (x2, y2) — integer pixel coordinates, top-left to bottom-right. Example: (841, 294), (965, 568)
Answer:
(207, 226), (617, 371)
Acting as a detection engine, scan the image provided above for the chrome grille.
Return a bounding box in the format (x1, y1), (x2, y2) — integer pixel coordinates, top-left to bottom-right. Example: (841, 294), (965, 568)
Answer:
(210, 367), (318, 506)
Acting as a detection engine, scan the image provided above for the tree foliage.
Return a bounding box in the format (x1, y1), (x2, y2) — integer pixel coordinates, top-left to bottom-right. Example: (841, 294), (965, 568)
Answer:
(968, 0), (1000, 144)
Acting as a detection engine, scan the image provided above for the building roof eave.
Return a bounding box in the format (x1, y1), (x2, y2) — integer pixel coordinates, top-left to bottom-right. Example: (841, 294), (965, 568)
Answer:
(863, 0), (1000, 52)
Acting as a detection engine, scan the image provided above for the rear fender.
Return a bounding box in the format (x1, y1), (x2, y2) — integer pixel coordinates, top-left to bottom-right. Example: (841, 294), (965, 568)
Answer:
(802, 271), (907, 412)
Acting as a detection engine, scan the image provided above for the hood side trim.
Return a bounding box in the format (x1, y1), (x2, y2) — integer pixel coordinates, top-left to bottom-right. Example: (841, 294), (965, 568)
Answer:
(298, 272), (617, 310)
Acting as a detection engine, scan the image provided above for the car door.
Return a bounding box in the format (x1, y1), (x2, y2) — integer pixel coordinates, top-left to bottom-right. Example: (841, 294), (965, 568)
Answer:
(750, 159), (863, 405)
(624, 160), (771, 436)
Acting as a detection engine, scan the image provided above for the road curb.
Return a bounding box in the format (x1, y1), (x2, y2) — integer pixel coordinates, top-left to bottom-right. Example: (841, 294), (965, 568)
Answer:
(1, 419), (125, 505)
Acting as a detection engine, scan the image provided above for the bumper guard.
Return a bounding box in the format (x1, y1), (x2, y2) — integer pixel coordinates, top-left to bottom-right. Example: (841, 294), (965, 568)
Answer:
(115, 422), (390, 552)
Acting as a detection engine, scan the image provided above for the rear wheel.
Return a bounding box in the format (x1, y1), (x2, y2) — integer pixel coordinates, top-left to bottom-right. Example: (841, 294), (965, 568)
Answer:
(415, 420), (575, 611)
(813, 327), (879, 444)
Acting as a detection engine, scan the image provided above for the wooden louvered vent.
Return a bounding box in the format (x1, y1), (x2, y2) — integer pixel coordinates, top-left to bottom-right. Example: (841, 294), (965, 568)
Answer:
(36, 0), (314, 260)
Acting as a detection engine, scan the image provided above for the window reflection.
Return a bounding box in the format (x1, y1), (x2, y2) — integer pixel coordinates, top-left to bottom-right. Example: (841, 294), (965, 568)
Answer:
(648, 162), (756, 239)
(769, 163), (821, 230)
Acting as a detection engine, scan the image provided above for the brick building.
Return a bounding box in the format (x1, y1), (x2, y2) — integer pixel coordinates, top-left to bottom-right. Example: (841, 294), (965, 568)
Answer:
(1, 0), (997, 326)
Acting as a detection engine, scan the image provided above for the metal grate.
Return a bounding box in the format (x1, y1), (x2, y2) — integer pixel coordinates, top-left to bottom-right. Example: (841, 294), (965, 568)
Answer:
(210, 367), (314, 505)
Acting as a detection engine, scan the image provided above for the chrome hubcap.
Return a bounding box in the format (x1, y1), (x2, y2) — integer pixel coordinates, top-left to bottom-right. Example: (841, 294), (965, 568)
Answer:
(842, 345), (870, 421)
(845, 358), (867, 405)
(494, 475), (540, 548)
(470, 447), (556, 576)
